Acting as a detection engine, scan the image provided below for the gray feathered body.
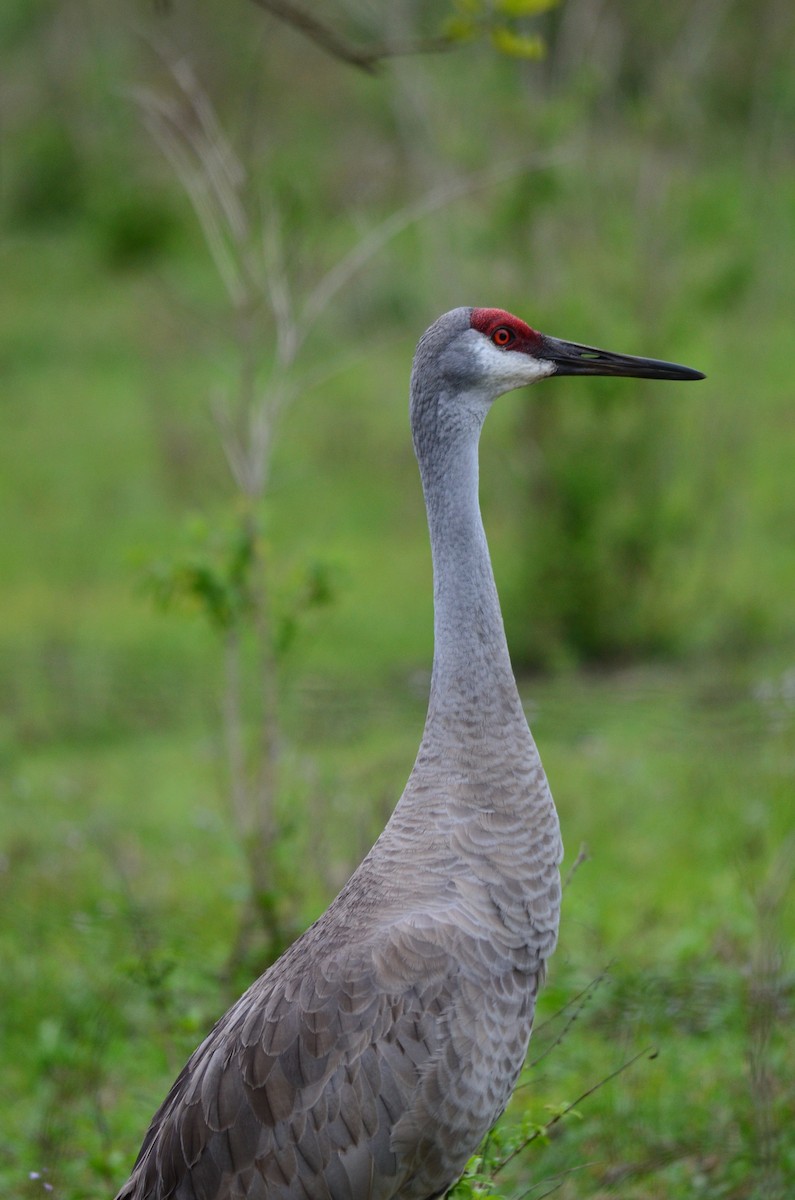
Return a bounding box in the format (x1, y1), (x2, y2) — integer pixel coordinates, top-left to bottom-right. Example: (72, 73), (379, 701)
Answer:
(116, 308), (563, 1200)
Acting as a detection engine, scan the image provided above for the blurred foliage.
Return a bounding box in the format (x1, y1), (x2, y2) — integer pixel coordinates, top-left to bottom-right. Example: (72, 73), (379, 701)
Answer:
(96, 193), (181, 268)
(145, 514), (260, 634)
(445, 0), (559, 59)
(9, 118), (85, 227)
(143, 511), (336, 655)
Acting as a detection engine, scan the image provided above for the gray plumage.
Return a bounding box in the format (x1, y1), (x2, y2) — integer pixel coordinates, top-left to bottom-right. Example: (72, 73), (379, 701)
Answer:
(116, 306), (703, 1200)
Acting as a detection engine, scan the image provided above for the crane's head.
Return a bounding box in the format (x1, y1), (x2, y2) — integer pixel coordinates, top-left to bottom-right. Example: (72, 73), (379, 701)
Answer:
(410, 306), (704, 458)
(467, 307), (705, 389)
(411, 306), (703, 424)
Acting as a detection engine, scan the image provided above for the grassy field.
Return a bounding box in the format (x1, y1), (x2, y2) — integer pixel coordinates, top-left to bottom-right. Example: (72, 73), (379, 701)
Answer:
(2, 5), (794, 1198)
(3, 219), (793, 1198)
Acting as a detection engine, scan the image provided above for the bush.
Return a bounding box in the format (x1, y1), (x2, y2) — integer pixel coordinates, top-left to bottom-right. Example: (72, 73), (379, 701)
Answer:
(10, 119), (85, 228)
(507, 382), (692, 668)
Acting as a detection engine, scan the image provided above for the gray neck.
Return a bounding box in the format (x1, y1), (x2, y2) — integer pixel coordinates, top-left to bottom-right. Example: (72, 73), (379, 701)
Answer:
(414, 394), (523, 734)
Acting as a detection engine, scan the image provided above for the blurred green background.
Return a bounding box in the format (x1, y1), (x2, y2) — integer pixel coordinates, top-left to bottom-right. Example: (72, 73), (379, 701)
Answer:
(1, 1), (793, 1197)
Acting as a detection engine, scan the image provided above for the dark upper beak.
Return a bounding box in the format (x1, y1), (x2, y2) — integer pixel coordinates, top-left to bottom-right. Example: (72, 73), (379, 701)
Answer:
(538, 334), (705, 381)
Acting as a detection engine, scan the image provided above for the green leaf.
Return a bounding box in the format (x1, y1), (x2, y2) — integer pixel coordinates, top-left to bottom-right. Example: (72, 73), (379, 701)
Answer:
(443, 16), (479, 42)
(490, 25), (547, 57)
(495, 0), (558, 15)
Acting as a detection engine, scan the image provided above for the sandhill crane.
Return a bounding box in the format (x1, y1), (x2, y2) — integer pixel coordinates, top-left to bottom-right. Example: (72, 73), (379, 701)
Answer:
(115, 307), (703, 1200)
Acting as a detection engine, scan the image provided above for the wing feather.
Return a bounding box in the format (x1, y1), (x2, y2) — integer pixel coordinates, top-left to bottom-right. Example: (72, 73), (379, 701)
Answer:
(116, 911), (541, 1200)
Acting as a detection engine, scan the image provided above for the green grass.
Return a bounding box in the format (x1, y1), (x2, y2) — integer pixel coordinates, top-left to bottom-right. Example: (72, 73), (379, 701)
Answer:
(3, 661), (792, 1197)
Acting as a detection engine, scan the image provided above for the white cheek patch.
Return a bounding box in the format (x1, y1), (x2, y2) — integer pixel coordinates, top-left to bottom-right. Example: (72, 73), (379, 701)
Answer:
(471, 336), (555, 392)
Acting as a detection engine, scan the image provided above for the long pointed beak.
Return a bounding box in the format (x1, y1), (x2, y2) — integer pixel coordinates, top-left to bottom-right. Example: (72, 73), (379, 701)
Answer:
(538, 334), (705, 381)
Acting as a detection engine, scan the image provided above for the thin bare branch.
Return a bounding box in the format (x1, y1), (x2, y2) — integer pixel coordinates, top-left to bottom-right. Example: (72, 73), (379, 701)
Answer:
(210, 386), (250, 491)
(563, 841), (590, 890)
(510, 1160), (602, 1200)
(246, 379), (286, 495)
(167, 56), (250, 246)
(531, 967), (611, 1040)
(495, 1046), (656, 1175)
(133, 88), (246, 305)
(140, 34), (249, 238)
(247, 0), (452, 74)
(523, 969), (608, 1071)
(261, 209), (299, 368)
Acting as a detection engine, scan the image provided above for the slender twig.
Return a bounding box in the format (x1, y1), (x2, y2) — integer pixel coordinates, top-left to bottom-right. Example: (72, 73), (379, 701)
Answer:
(562, 841), (590, 890)
(210, 385), (251, 491)
(170, 57), (249, 242)
(133, 88), (246, 305)
(262, 209), (298, 368)
(495, 1046), (656, 1175)
(510, 1160), (601, 1200)
(522, 1181), (563, 1200)
(522, 969), (608, 1072)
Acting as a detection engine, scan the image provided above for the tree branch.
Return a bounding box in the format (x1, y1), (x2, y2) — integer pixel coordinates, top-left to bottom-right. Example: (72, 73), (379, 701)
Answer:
(246, 0), (452, 73)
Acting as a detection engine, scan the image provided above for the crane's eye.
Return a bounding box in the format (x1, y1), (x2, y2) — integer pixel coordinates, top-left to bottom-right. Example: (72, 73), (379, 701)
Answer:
(491, 326), (515, 348)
